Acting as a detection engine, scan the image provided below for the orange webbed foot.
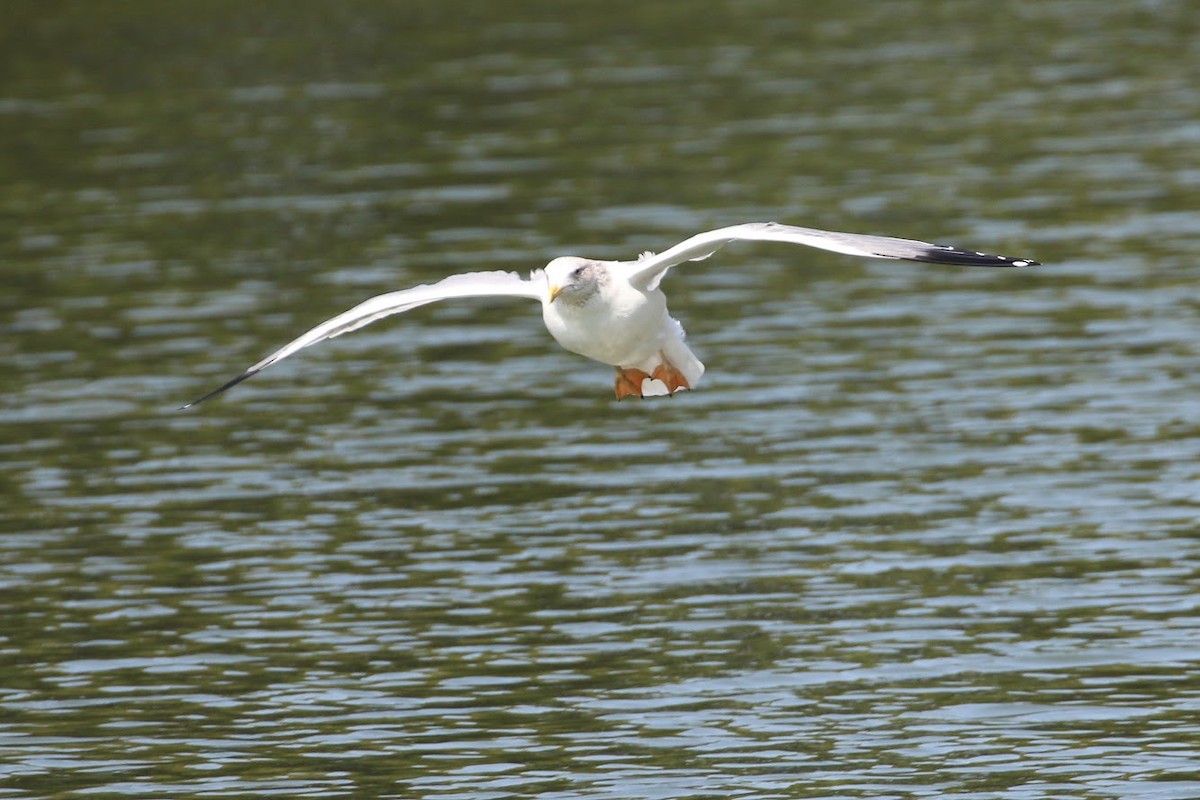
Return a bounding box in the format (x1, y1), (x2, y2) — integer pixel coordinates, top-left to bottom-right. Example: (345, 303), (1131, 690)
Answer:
(652, 362), (691, 394)
(614, 367), (650, 400)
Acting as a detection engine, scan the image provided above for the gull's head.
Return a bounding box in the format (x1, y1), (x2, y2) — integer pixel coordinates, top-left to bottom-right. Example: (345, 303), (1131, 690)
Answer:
(544, 257), (609, 307)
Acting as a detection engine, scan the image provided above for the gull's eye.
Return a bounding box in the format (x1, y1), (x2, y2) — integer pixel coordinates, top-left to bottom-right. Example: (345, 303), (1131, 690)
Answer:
(571, 266), (585, 280)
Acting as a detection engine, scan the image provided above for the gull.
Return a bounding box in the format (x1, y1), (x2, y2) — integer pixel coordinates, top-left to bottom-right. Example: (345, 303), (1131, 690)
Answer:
(182, 221), (1037, 407)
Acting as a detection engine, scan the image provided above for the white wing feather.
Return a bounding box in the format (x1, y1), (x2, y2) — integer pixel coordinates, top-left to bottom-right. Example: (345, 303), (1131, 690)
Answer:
(624, 222), (1037, 290)
(183, 270), (542, 407)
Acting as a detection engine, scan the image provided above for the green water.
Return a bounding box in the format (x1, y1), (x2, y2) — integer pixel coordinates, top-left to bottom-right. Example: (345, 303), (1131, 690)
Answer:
(3, 2), (1200, 798)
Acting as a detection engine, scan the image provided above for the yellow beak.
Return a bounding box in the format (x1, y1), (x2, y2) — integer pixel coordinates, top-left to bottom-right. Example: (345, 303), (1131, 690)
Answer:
(548, 284), (562, 303)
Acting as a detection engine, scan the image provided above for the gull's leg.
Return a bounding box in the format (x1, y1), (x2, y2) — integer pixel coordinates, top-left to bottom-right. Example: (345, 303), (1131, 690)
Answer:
(652, 360), (691, 393)
(614, 367), (650, 400)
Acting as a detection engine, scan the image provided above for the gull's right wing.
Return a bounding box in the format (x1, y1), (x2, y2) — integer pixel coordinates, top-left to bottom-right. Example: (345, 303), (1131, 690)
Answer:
(182, 270), (544, 408)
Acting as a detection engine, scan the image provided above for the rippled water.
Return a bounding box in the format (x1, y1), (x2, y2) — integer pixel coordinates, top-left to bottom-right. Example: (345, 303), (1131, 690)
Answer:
(4, 2), (1200, 798)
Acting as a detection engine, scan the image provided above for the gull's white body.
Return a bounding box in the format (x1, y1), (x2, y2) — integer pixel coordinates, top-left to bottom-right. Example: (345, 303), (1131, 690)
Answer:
(540, 256), (702, 396)
(183, 221), (1037, 406)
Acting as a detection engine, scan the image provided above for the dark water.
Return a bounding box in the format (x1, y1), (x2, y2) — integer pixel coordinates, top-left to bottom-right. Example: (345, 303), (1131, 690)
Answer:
(4, 2), (1200, 797)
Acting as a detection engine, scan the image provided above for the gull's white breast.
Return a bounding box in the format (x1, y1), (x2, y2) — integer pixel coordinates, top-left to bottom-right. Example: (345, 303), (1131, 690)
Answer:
(542, 280), (669, 368)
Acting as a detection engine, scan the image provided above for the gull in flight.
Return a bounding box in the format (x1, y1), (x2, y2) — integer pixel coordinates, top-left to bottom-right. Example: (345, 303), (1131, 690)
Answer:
(183, 221), (1037, 407)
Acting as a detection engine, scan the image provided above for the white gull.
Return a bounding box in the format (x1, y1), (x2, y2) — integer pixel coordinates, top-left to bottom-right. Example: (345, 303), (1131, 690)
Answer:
(183, 221), (1037, 406)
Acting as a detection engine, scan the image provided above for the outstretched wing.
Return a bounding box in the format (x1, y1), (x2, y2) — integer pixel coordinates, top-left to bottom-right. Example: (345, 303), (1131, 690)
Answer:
(624, 222), (1039, 290)
(182, 270), (543, 408)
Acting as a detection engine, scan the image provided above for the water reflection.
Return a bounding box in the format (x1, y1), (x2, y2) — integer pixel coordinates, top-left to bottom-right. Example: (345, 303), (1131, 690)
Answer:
(4, 0), (1200, 797)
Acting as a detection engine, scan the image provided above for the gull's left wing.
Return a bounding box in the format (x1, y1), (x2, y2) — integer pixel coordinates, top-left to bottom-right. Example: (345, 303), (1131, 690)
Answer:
(182, 270), (544, 408)
(624, 222), (1039, 290)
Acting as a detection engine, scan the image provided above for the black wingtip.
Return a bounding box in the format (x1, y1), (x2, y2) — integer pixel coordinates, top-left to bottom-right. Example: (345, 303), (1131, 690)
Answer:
(178, 369), (257, 411)
(918, 245), (1040, 268)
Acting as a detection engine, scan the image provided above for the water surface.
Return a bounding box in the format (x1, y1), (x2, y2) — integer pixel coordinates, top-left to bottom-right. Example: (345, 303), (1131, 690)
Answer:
(3, 2), (1200, 798)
